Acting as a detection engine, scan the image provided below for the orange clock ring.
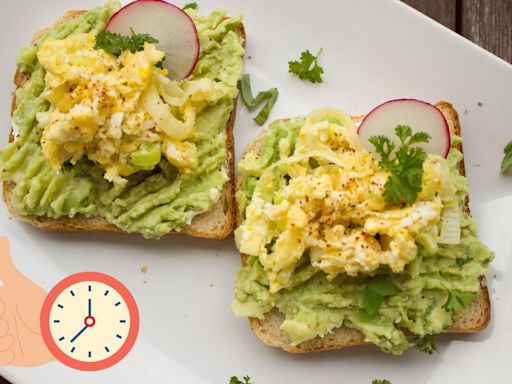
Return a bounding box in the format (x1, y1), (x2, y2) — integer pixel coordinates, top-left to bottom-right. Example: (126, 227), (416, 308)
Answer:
(40, 272), (140, 371)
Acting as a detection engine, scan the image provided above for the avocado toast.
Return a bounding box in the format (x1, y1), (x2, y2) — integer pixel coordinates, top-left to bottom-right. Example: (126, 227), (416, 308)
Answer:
(0, 1), (246, 239)
(232, 102), (493, 354)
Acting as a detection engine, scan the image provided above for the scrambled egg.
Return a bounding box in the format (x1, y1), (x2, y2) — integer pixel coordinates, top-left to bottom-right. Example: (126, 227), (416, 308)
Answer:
(236, 109), (451, 293)
(36, 33), (218, 186)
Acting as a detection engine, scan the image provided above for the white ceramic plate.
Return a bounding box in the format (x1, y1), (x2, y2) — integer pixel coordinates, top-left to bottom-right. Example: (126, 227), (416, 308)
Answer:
(1, 0), (512, 383)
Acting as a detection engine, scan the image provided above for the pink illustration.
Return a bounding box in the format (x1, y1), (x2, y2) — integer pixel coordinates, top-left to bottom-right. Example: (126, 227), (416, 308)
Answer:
(0, 237), (55, 367)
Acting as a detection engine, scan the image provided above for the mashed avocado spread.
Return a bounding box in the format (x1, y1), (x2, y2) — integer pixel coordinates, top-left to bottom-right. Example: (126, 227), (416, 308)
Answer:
(0, 1), (244, 238)
(232, 110), (494, 354)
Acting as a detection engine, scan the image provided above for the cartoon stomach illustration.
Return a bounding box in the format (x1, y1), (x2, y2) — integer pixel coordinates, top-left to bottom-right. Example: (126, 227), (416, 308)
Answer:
(0, 237), (139, 371)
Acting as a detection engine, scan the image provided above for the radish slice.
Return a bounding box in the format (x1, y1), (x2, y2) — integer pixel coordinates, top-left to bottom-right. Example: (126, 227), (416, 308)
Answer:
(106, 0), (200, 81)
(358, 99), (451, 158)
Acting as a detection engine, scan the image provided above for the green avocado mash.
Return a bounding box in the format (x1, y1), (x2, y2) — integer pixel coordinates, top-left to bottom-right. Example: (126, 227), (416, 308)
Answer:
(0, 0), (244, 238)
(232, 118), (494, 354)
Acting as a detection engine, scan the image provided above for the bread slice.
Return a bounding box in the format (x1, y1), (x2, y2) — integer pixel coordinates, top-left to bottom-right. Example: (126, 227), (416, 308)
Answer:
(237, 101), (491, 352)
(3, 10), (246, 239)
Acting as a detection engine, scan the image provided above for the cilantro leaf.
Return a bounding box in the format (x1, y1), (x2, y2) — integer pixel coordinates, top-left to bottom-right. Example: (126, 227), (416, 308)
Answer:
(414, 334), (437, 355)
(183, 2), (198, 10)
(444, 291), (477, 312)
(95, 30), (159, 57)
(288, 49), (324, 83)
(369, 125), (431, 204)
(362, 276), (399, 316)
(501, 139), (512, 172)
(372, 380), (392, 384)
(240, 74), (279, 126)
(230, 376), (252, 384)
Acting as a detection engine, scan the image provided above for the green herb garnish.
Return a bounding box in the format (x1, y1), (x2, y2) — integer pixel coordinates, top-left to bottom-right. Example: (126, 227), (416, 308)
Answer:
(455, 256), (473, 267)
(501, 140), (512, 172)
(230, 375), (252, 384)
(369, 125), (431, 204)
(183, 2), (198, 10)
(362, 276), (399, 316)
(240, 74), (279, 126)
(444, 291), (477, 312)
(95, 30), (159, 57)
(155, 57), (166, 69)
(372, 380), (392, 384)
(414, 334), (437, 355)
(288, 49), (324, 83)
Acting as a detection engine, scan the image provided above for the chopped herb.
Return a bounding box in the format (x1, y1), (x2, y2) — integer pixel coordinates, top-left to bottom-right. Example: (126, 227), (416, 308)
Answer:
(362, 276), (399, 316)
(444, 291), (477, 312)
(230, 375), (252, 384)
(183, 2), (198, 10)
(501, 140), (512, 172)
(95, 30), (159, 57)
(455, 256), (472, 267)
(414, 334), (437, 355)
(240, 74), (279, 126)
(372, 380), (392, 384)
(156, 57), (166, 69)
(288, 49), (324, 83)
(369, 125), (431, 204)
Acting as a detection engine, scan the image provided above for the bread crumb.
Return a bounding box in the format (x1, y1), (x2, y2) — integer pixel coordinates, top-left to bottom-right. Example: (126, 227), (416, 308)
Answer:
(141, 265), (148, 273)
(464, 108), (469, 115)
(478, 102), (483, 107)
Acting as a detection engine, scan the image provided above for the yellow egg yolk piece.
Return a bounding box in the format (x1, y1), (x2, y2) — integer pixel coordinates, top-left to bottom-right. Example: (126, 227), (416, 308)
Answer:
(35, 32), (210, 186)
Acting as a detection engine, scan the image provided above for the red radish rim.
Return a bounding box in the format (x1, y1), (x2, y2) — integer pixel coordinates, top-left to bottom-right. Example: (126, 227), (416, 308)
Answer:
(357, 98), (451, 158)
(106, 0), (200, 80)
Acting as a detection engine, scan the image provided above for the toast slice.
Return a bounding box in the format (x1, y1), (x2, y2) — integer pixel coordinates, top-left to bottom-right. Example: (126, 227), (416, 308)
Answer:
(3, 10), (246, 239)
(237, 101), (491, 352)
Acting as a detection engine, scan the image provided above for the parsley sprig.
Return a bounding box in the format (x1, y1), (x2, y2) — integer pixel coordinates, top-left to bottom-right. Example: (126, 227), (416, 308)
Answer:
(288, 49), (324, 83)
(369, 125), (431, 204)
(414, 334), (438, 355)
(230, 375), (252, 384)
(95, 30), (159, 57)
(444, 291), (476, 312)
(501, 139), (512, 172)
(362, 276), (398, 316)
(183, 2), (198, 10)
(372, 380), (392, 384)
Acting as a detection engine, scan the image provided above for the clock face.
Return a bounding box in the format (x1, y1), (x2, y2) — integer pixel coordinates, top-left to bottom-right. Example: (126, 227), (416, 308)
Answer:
(41, 272), (139, 371)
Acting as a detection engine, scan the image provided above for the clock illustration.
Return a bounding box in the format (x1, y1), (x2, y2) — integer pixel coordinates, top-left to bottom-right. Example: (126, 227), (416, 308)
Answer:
(40, 272), (140, 371)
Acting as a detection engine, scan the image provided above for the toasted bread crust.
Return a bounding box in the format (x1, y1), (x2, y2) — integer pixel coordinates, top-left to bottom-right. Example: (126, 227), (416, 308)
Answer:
(237, 102), (491, 352)
(3, 10), (246, 239)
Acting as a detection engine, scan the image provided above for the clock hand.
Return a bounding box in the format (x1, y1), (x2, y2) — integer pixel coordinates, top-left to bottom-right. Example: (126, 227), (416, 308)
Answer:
(70, 325), (88, 343)
(88, 298), (91, 317)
